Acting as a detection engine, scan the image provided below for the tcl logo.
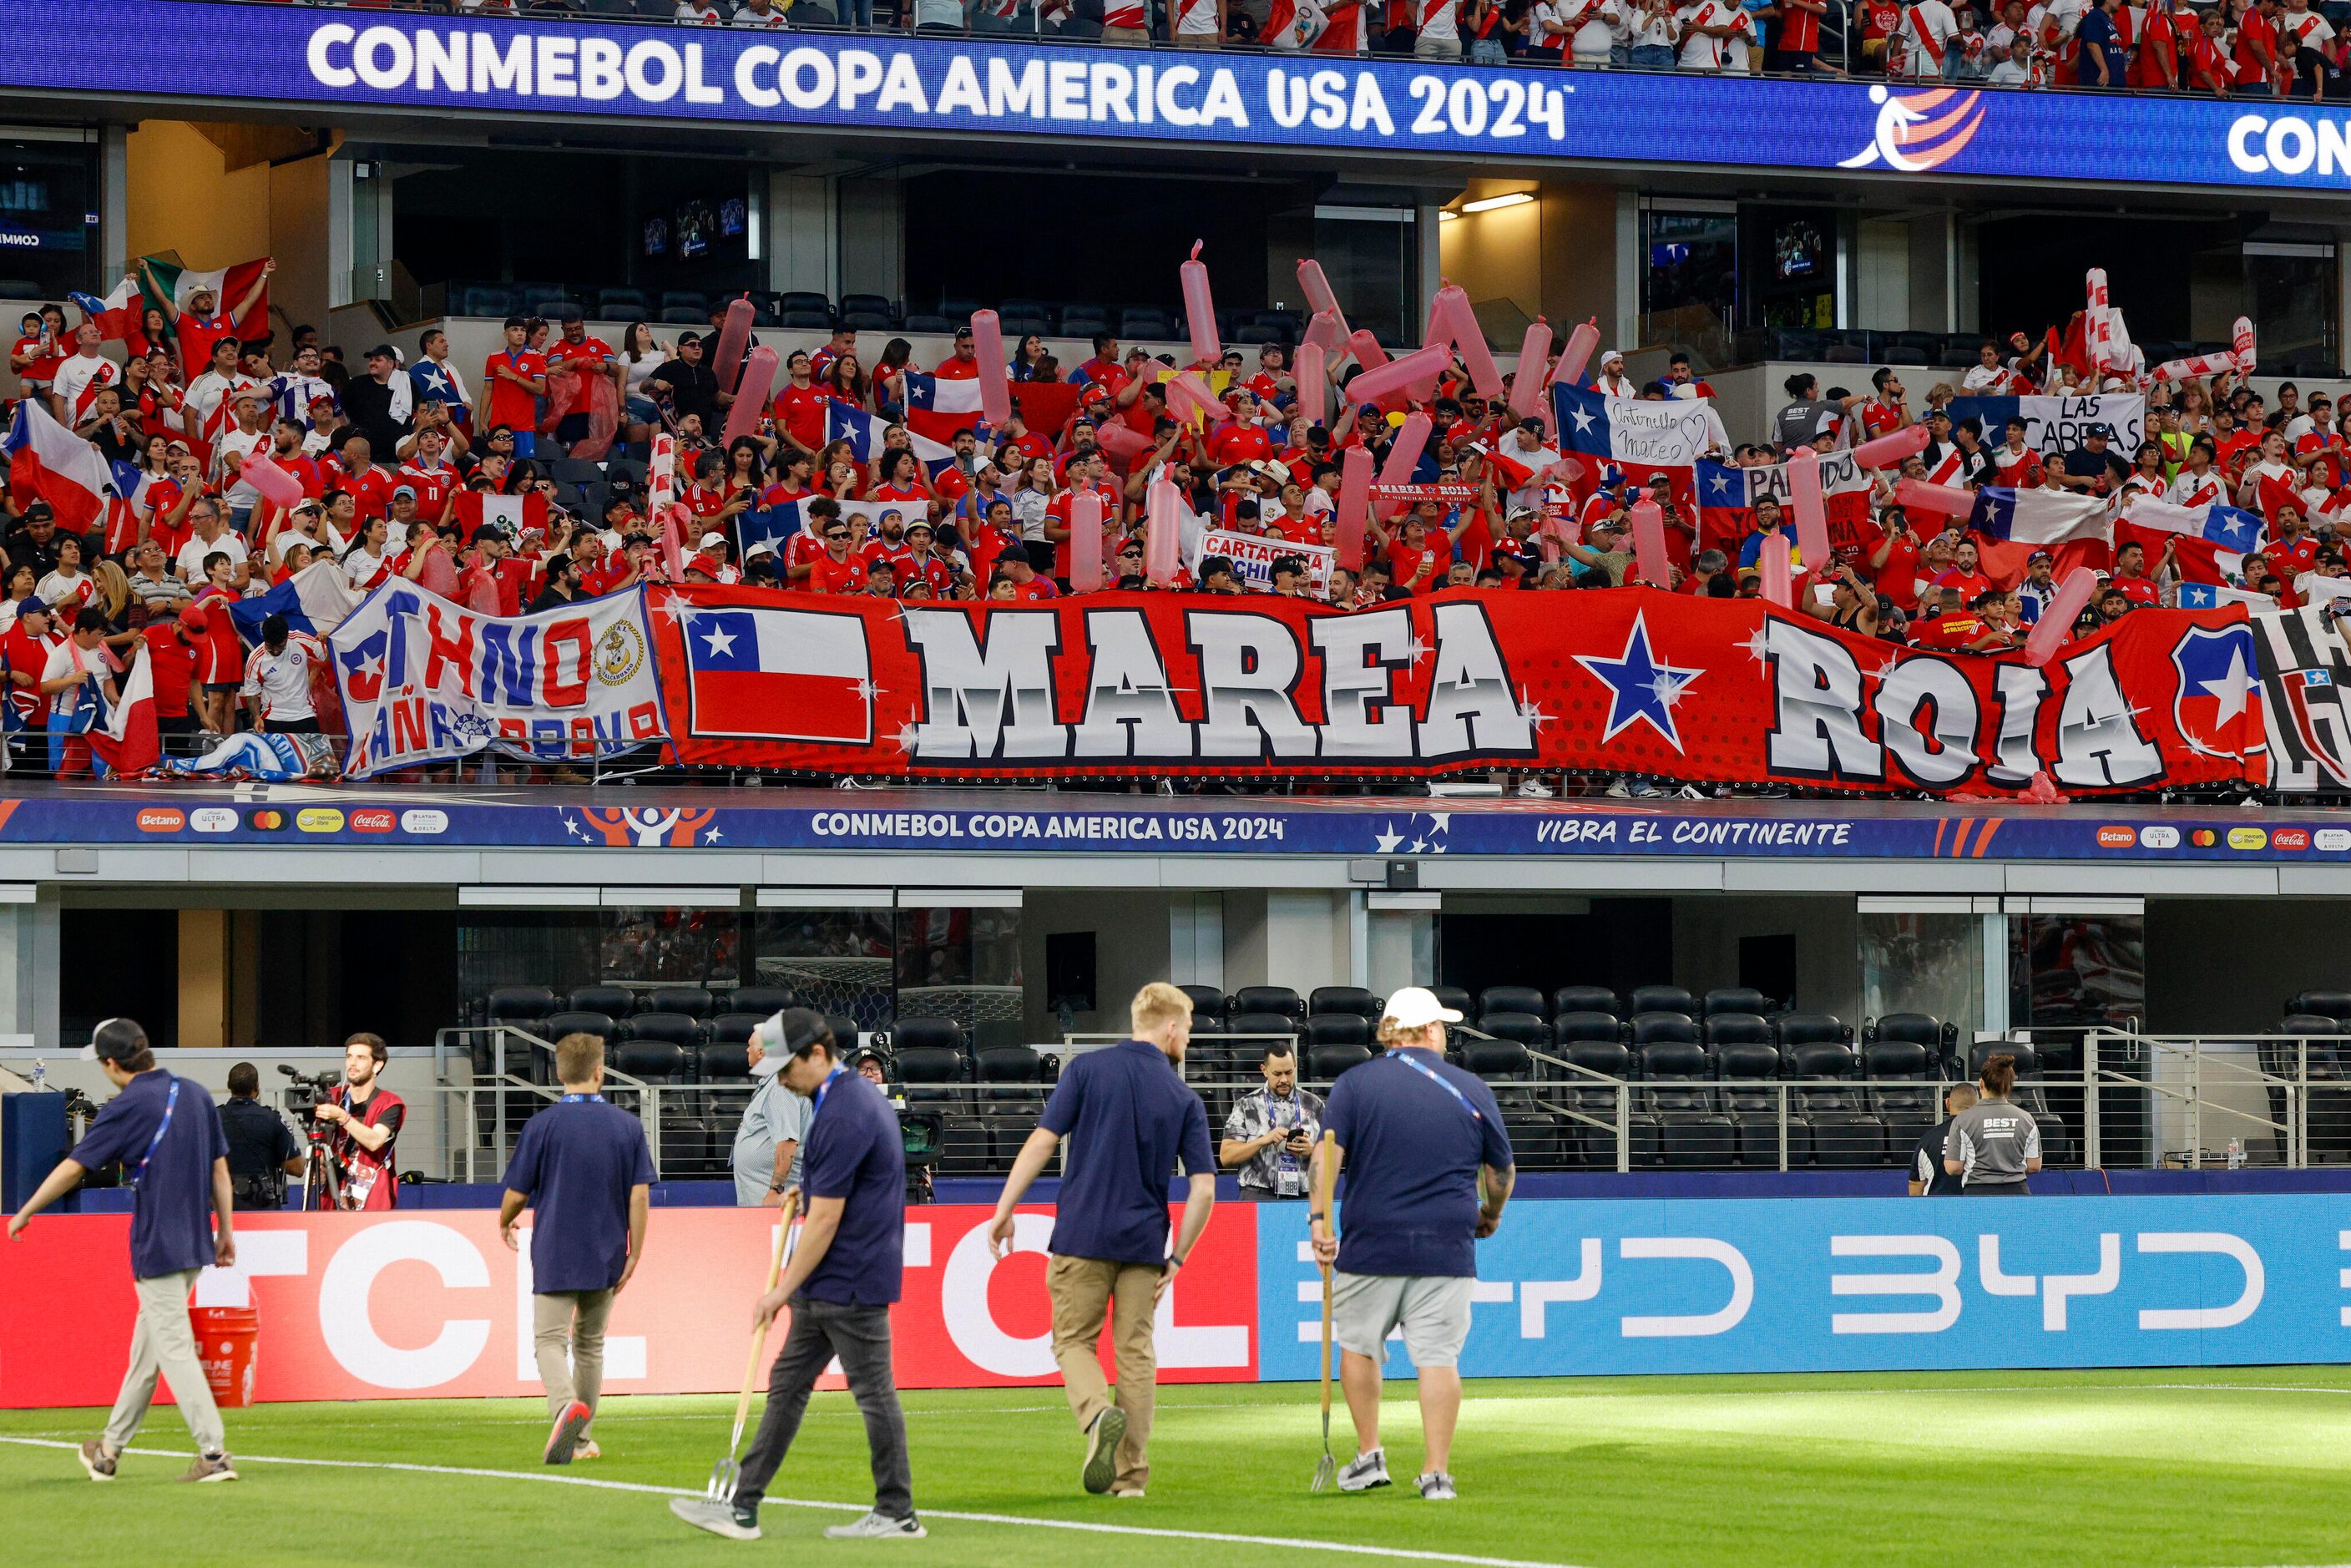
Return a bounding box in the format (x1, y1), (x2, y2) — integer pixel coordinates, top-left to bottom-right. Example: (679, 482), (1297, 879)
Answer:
(2096, 826), (2136, 849)
(2273, 828), (2311, 852)
(135, 807), (184, 832)
(349, 808), (397, 834)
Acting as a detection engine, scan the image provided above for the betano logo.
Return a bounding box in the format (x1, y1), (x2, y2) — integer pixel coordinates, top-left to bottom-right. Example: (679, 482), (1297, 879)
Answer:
(1838, 87), (1985, 174)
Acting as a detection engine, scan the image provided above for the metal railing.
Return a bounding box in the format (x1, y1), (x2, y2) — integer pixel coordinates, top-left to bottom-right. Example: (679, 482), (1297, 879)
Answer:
(2081, 1027), (2351, 1171)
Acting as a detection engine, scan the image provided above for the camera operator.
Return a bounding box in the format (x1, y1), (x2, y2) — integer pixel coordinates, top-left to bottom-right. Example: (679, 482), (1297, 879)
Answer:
(219, 1061), (301, 1211)
(312, 1032), (403, 1210)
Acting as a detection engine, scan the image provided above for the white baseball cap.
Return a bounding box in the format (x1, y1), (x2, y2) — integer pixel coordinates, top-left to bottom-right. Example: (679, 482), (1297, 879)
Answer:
(1381, 986), (1463, 1030)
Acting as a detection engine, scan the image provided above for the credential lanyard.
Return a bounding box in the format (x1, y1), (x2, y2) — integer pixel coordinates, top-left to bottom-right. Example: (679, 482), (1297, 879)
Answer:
(810, 1066), (848, 1120)
(1387, 1048), (1483, 1123)
(129, 1076), (181, 1191)
(559, 1093), (605, 1105)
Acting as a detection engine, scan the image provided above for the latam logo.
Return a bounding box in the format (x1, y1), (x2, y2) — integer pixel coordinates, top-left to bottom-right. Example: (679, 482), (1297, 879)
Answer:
(1838, 87), (1985, 174)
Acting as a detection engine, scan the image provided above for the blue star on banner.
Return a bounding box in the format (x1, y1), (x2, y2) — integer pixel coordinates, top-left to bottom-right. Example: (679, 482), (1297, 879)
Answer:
(1573, 611), (1705, 751)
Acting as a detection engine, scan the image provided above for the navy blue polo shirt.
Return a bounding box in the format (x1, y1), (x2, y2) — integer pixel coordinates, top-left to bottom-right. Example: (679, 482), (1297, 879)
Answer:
(503, 1095), (655, 1295)
(1323, 1048), (1514, 1278)
(798, 1068), (907, 1306)
(69, 1070), (229, 1281)
(1039, 1039), (1214, 1267)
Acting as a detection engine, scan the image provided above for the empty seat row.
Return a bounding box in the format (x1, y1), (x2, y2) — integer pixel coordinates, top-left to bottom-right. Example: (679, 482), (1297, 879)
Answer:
(511, 1009), (859, 1083)
(486, 984), (801, 1025)
(1181, 984), (1784, 1026)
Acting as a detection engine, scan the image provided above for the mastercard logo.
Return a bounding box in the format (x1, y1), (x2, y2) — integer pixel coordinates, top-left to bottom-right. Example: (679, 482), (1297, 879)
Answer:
(348, 808), (396, 834)
(2096, 826), (2136, 849)
(2192, 829), (2217, 847)
(2228, 827), (2268, 851)
(2274, 828), (2311, 852)
(134, 807), (184, 833)
(246, 808), (289, 832)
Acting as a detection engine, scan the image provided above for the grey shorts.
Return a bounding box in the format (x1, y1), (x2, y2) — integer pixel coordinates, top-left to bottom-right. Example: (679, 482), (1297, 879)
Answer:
(1332, 1272), (1474, 1368)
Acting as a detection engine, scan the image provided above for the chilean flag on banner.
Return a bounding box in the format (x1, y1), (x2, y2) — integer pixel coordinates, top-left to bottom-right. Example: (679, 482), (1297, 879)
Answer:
(2116, 497), (2266, 585)
(901, 372), (988, 443)
(1554, 383), (1711, 515)
(1966, 485), (2112, 588)
(68, 277), (140, 343)
(2, 400), (112, 534)
(680, 604), (873, 744)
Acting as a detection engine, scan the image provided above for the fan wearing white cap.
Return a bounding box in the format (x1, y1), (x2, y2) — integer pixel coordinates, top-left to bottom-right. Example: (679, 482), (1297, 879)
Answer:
(729, 1009), (817, 1208)
(1593, 350), (1638, 401)
(1308, 987), (1514, 1503)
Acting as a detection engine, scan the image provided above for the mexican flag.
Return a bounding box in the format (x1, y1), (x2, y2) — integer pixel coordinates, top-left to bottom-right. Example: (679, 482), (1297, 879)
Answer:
(137, 254), (270, 341)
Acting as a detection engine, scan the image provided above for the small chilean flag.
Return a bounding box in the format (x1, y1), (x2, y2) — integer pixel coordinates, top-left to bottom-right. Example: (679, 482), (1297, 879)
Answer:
(681, 605), (872, 744)
(69, 277), (140, 343)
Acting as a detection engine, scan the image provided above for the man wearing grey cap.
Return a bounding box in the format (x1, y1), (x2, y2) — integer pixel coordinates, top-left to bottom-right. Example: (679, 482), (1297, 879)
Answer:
(731, 1009), (814, 1206)
(7, 1018), (240, 1483)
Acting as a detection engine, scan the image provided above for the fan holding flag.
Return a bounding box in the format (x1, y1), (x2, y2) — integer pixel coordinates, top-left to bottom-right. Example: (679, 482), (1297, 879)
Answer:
(139, 254), (274, 379)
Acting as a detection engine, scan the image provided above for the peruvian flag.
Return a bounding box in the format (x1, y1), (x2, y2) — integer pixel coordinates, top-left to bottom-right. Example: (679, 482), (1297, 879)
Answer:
(88, 645), (159, 778)
(2, 400), (113, 534)
(2116, 497), (2266, 585)
(454, 489), (550, 537)
(68, 277), (140, 342)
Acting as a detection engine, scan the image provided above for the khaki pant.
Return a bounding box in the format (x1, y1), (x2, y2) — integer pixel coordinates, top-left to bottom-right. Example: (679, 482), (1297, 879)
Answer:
(533, 1287), (616, 1439)
(104, 1269), (225, 1456)
(1047, 1253), (1160, 1491)
(1103, 24), (1150, 41)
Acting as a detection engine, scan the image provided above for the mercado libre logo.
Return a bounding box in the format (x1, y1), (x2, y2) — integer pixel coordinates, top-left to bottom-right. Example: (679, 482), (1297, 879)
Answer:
(1837, 87), (1986, 175)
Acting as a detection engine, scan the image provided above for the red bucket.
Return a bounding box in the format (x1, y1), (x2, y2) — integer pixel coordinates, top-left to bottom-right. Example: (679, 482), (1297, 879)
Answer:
(190, 1307), (258, 1409)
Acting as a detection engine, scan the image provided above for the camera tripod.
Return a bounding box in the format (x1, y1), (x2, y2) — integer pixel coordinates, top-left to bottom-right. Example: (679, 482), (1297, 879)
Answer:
(300, 1117), (345, 1211)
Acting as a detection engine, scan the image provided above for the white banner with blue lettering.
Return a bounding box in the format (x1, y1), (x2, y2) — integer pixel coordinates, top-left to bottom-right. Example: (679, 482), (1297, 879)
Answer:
(1256, 1197), (2343, 1376)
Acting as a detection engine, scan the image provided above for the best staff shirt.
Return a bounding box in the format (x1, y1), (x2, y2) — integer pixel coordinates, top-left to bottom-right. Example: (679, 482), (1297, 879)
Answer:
(796, 1069), (908, 1306)
(1943, 1097), (2041, 1186)
(1038, 1039), (1214, 1267)
(1322, 1046), (1513, 1278)
(503, 1093), (655, 1295)
(68, 1069), (230, 1280)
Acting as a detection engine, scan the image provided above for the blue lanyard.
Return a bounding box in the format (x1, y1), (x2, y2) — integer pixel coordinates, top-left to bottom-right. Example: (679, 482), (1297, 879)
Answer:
(1387, 1049), (1484, 1123)
(129, 1075), (181, 1190)
(559, 1093), (604, 1105)
(809, 1066), (847, 1119)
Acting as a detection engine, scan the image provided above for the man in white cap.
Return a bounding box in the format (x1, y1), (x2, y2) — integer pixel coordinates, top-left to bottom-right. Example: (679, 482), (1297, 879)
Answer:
(731, 1010), (813, 1207)
(1593, 350), (1638, 400)
(1310, 987), (1514, 1502)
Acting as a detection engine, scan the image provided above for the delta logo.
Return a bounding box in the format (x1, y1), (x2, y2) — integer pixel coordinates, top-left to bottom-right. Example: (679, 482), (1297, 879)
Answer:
(246, 808), (289, 832)
(2228, 827), (2268, 851)
(2273, 828), (2312, 852)
(2096, 826), (2136, 849)
(1838, 87), (1986, 174)
(348, 808), (397, 834)
(134, 807), (184, 833)
(2318, 828), (2351, 852)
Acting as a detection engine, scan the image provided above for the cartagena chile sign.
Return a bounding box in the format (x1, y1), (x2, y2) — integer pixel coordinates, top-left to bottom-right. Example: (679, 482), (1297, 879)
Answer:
(17, 0), (2351, 191)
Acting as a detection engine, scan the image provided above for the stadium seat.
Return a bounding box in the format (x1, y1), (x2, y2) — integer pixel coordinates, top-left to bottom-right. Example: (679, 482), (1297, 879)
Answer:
(1309, 986), (1382, 1020)
(892, 1016), (965, 1059)
(519, 284), (572, 316)
(1713, 1040), (1797, 1166)
(569, 985), (635, 1019)
(487, 985), (556, 1024)
(1863, 1040), (1940, 1162)
(975, 1045), (1047, 1163)
(533, 1011), (619, 1084)
(1626, 984), (1696, 1018)
(1702, 1011), (1773, 1059)
(595, 287), (650, 319)
(1307, 1043), (1372, 1080)
(779, 310), (831, 330)
(1774, 1011), (1853, 1068)
(1430, 986), (1475, 1019)
(1228, 1011), (1303, 1058)
(1868, 1013), (1959, 1079)
(1179, 984), (1228, 1021)
(623, 1012), (701, 1061)
(727, 986), (798, 1017)
(1556, 1037), (1644, 1166)
(2287, 989), (2351, 1024)
(1302, 1014), (1370, 1050)
(460, 284), (517, 318)
(1234, 323), (1282, 346)
(1478, 985), (1545, 1019)
(2267, 1015), (2351, 1162)
(639, 986), (712, 1019)
(1477, 1013), (1550, 1050)
(838, 292), (895, 322)
(1552, 985), (1621, 1019)
(859, 310), (912, 331)
(1061, 306), (1112, 336)
(1463, 1038), (1559, 1168)
(779, 290), (832, 319)
(1701, 987), (1776, 1019)
(1787, 1040), (1884, 1166)
(1634, 1035), (1735, 1167)
(1230, 985), (1305, 1019)
(1552, 1011), (1625, 1053)
(705, 1013), (766, 1053)
(1120, 307), (1175, 339)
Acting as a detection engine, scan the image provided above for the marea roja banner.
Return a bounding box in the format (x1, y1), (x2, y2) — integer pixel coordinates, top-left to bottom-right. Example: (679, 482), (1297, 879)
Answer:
(331, 581), (665, 779)
(644, 584), (2262, 793)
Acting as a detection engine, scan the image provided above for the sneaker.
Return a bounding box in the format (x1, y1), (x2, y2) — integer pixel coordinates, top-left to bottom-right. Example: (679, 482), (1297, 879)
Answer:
(1516, 779), (1555, 798)
(1603, 779), (1631, 799)
(1081, 1407), (1127, 1495)
(573, 1440), (601, 1462)
(179, 1451), (238, 1484)
(823, 1510), (928, 1540)
(78, 1439), (115, 1482)
(544, 1400), (592, 1465)
(1417, 1471), (1457, 1501)
(670, 1496), (761, 1541)
(1110, 1487), (1145, 1499)
(1337, 1448), (1392, 1493)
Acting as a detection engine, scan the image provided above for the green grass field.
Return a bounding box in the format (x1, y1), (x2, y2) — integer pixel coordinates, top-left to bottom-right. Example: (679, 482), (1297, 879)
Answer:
(6, 1368), (2351, 1566)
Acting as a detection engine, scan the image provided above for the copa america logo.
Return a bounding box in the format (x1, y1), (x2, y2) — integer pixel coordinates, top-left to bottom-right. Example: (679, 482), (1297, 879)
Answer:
(1837, 85), (1986, 174)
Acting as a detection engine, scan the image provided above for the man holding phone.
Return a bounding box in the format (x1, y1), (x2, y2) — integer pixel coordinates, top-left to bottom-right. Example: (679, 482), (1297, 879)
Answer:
(1220, 1044), (1323, 1198)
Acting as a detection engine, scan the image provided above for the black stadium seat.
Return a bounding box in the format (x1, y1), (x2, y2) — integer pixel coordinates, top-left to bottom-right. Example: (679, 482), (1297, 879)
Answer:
(1180, 984), (1228, 1021)
(1627, 984), (1696, 1018)
(1557, 1037), (1642, 1166)
(1787, 1040), (1884, 1166)
(533, 1011), (617, 1087)
(488, 985), (556, 1024)
(1863, 1040), (1941, 1161)
(1713, 1040), (1794, 1166)
(1553, 986), (1621, 1020)
(1476, 1013), (1550, 1050)
(1702, 987), (1777, 1019)
(1226, 1012), (1302, 1055)
(2288, 989), (2351, 1024)
(1774, 1011), (1853, 1066)
(1302, 1014), (1370, 1050)
(1310, 986), (1382, 1020)
(569, 985), (635, 1019)
(1230, 986), (1305, 1019)
(1430, 986), (1475, 1019)
(1463, 1038), (1560, 1168)
(825, 1014), (862, 1053)
(706, 1013), (767, 1053)
(1552, 1011), (1625, 1050)
(1478, 986), (1545, 1020)
(624, 1012), (702, 1060)
(727, 986), (798, 1017)
(1308, 1043), (1372, 1080)
(1636, 1038), (1735, 1167)
(640, 985), (713, 1019)
(975, 1045), (1047, 1162)
(892, 1016), (965, 1060)
(2267, 1015), (2351, 1161)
